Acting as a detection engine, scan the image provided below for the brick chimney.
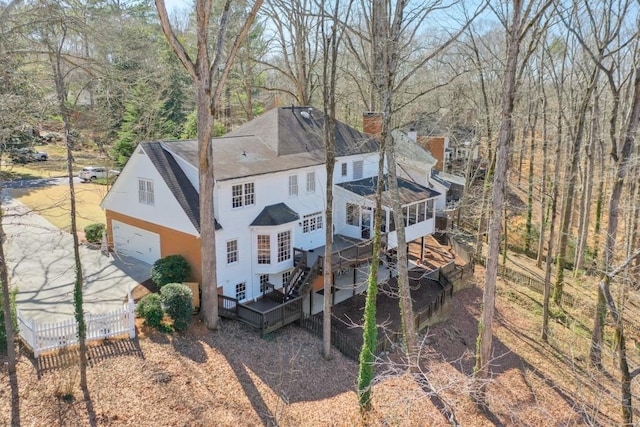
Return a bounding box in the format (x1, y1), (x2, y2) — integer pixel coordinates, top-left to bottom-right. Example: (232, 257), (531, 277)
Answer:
(362, 112), (382, 138)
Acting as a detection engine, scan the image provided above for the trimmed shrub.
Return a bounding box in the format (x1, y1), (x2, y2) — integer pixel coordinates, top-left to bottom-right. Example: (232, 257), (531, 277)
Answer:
(84, 223), (106, 244)
(0, 288), (18, 351)
(150, 255), (191, 288)
(135, 293), (163, 328)
(160, 283), (193, 332)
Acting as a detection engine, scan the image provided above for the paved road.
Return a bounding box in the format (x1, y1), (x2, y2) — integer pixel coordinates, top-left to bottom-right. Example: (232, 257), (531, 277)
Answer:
(2, 190), (151, 324)
(2, 176), (81, 189)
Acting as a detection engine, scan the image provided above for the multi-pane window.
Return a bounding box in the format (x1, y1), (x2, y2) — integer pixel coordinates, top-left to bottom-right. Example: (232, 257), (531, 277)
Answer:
(303, 212), (323, 233)
(235, 282), (246, 300)
(244, 182), (255, 205)
(226, 239), (238, 264)
(418, 202), (426, 222)
(232, 183), (255, 208)
(277, 230), (291, 262)
(306, 171), (316, 193)
(341, 163), (348, 177)
(427, 199), (434, 218)
(346, 203), (360, 226)
(257, 234), (270, 264)
(259, 274), (269, 293)
(282, 270), (292, 286)
(289, 175), (298, 196)
(353, 160), (363, 179)
(138, 179), (154, 205)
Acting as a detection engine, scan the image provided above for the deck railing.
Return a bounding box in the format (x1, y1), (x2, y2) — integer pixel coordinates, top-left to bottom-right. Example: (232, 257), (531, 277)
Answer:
(299, 266), (455, 361)
(218, 293), (303, 335)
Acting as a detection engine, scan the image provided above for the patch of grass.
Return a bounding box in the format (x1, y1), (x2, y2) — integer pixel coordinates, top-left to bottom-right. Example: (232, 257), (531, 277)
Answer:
(8, 183), (108, 232)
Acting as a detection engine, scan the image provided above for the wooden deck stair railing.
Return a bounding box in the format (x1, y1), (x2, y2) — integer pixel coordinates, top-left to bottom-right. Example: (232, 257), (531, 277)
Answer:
(285, 257), (320, 300)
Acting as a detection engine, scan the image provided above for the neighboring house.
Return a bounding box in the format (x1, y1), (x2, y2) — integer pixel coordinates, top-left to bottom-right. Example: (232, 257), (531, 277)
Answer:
(101, 106), (445, 319)
(393, 129), (465, 217)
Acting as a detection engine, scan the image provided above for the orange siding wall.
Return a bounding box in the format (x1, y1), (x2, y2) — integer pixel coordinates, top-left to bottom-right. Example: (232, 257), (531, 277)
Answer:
(311, 275), (324, 293)
(420, 136), (446, 171)
(105, 210), (203, 284)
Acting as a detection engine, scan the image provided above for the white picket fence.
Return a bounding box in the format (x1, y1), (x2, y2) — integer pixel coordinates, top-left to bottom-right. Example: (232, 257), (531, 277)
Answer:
(18, 302), (136, 357)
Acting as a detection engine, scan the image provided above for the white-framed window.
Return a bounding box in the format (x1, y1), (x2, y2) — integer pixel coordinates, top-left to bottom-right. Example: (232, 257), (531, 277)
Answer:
(277, 230), (291, 262)
(232, 182), (255, 208)
(282, 270), (291, 286)
(235, 282), (246, 300)
(346, 203), (360, 226)
(138, 179), (154, 205)
(226, 239), (238, 264)
(289, 175), (298, 196)
(341, 163), (347, 177)
(303, 211), (323, 233)
(257, 234), (270, 264)
(427, 199), (434, 218)
(306, 171), (316, 193)
(353, 160), (363, 179)
(259, 274), (269, 293)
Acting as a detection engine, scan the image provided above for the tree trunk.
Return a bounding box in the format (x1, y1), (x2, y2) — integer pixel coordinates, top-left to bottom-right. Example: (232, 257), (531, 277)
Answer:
(536, 95), (548, 268)
(524, 100), (539, 254)
(575, 95), (598, 273)
(49, 37), (89, 393)
(554, 66), (599, 306)
(155, 0), (263, 328)
(475, 0), (523, 389)
(590, 59), (640, 425)
(357, 141), (385, 410)
(541, 99), (563, 341)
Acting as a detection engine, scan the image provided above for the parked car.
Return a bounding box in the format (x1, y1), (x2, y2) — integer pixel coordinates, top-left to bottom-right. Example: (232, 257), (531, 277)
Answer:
(8, 148), (48, 163)
(79, 167), (120, 182)
(30, 150), (48, 161)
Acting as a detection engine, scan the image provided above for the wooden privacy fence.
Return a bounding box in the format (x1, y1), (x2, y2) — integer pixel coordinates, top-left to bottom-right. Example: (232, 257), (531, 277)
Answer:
(299, 274), (454, 361)
(475, 256), (576, 307)
(18, 302), (136, 358)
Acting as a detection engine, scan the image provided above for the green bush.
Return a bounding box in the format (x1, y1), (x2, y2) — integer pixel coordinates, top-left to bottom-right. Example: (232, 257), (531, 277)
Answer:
(84, 223), (106, 244)
(0, 288), (18, 351)
(160, 283), (193, 332)
(150, 255), (191, 288)
(135, 293), (163, 328)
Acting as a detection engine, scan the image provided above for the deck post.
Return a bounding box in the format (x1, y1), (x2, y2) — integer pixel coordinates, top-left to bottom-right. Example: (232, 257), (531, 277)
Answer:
(420, 236), (425, 261)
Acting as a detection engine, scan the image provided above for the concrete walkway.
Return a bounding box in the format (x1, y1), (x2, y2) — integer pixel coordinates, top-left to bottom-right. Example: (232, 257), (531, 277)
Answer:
(2, 191), (150, 323)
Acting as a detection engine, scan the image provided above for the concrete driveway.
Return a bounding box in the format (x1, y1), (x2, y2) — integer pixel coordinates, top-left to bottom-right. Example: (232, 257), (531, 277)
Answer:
(2, 191), (151, 324)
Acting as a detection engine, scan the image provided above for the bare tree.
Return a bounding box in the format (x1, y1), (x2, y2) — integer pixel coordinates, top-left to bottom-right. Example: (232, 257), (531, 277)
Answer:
(590, 43), (640, 426)
(474, 0), (552, 394)
(320, 0), (353, 360)
(257, 0), (321, 105)
(155, 0), (263, 329)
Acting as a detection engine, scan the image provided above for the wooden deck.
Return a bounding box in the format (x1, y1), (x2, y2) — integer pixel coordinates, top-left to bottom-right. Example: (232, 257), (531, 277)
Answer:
(218, 291), (303, 335)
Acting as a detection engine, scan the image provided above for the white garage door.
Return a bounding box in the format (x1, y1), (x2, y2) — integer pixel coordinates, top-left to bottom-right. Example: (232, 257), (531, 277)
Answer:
(112, 220), (161, 265)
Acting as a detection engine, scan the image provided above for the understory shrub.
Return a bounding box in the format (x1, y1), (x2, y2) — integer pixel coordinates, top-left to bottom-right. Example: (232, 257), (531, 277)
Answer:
(150, 255), (191, 288)
(160, 283), (193, 332)
(135, 293), (163, 328)
(0, 287), (18, 351)
(84, 223), (106, 244)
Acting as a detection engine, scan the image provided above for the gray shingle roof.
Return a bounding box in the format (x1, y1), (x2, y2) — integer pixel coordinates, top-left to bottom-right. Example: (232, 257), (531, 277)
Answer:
(250, 203), (299, 226)
(143, 142), (221, 232)
(338, 175), (440, 206)
(161, 106), (378, 181)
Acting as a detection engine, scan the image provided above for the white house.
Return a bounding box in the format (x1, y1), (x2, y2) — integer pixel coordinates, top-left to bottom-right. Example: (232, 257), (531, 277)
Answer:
(101, 106), (445, 307)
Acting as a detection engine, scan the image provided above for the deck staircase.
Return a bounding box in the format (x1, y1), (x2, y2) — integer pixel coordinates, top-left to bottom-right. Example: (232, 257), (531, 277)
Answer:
(285, 258), (320, 300)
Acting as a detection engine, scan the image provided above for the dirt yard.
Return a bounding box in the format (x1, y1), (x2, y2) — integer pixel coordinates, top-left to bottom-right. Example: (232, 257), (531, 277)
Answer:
(1, 257), (633, 426)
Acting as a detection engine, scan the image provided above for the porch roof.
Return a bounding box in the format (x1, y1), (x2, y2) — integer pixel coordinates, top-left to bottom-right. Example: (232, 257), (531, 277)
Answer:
(337, 175), (440, 206)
